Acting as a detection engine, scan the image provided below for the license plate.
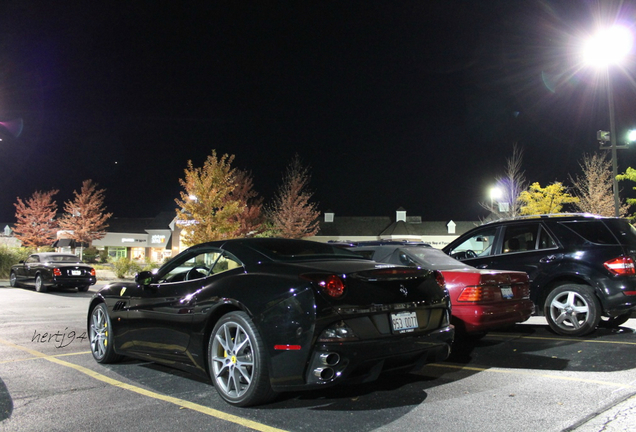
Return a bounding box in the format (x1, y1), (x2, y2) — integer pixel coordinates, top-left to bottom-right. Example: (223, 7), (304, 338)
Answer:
(71, 270), (81, 276)
(501, 286), (513, 299)
(391, 311), (418, 333)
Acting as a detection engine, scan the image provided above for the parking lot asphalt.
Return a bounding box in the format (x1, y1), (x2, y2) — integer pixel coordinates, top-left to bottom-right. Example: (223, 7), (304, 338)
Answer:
(0, 280), (636, 432)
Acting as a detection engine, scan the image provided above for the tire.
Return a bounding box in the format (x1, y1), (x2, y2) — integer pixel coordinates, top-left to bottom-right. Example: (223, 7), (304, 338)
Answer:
(89, 303), (123, 363)
(208, 311), (276, 406)
(77, 285), (90, 292)
(34, 274), (47, 293)
(544, 284), (601, 336)
(9, 271), (18, 287)
(599, 312), (632, 328)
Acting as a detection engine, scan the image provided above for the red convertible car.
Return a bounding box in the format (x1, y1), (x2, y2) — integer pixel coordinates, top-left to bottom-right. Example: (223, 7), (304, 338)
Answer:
(342, 241), (535, 335)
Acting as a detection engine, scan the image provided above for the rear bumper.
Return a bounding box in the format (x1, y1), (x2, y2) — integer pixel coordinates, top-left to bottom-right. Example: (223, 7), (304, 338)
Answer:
(49, 276), (97, 287)
(596, 278), (636, 317)
(271, 324), (454, 392)
(452, 299), (535, 333)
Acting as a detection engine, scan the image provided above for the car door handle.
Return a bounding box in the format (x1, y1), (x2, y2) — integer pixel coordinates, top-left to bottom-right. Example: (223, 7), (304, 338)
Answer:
(540, 254), (564, 263)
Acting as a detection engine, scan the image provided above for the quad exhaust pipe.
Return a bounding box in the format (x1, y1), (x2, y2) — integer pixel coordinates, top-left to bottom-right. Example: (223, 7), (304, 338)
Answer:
(313, 351), (341, 381)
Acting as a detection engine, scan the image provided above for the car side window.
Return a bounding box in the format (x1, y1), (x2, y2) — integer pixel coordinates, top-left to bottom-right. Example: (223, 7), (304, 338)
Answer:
(161, 250), (221, 282)
(26, 256), (39, 264)
(502, 223), (556, 253)
(449, 227), (497, 260)
(559, 221), (617, 245)
(537, 225), (557, 249)
(210, 252), (243, 275)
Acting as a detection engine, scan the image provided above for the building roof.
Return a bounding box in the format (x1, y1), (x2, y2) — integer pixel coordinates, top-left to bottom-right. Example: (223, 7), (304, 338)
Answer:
(318, 212), (480, 237)
(107, 211), (175, 233)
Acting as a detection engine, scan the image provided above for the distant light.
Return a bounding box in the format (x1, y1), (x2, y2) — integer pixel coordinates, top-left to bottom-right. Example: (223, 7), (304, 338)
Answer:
(490, 187), (503, 201)
(628, 130), (636, 142)
(583, 25), (633, 66)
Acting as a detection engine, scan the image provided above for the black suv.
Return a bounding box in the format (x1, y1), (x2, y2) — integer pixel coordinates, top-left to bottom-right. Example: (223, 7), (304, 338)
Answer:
(442, 214), (636, 336)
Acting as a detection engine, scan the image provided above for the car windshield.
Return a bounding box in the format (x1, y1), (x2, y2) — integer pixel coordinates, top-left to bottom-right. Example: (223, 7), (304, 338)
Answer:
(403, 247), (472, 270)
(250, 239), (362, 261)
(45, 255), (81, 263)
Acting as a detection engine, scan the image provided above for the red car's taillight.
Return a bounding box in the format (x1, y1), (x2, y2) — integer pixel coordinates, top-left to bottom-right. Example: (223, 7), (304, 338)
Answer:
(604, 256), (636, 276)
(301, 274), (346, 298)
(457, 286), (497, 302)
(53, 268), (62, 276)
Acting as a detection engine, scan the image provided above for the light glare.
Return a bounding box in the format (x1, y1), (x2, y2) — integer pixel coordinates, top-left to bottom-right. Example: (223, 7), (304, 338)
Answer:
(583, 25), (633, 66)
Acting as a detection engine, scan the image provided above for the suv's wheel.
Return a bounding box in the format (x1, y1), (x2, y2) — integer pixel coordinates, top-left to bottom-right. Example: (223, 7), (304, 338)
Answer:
(599, 312), (631, 328)
(544, 284), (601, 336)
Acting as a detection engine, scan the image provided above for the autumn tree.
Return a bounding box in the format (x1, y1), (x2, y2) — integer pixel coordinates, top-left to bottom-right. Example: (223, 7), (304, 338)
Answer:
(616, 167), (636, 216)
(57, 180), (112, 247)
(480, 144), (527, 219)
(13, 189), (59, 248)
(175, 150), (242, 246)
(571, 152), (628, 217)
(268, 154), (320, 239)
(227, 169), (263, 237)
(518, 182), (579, 215)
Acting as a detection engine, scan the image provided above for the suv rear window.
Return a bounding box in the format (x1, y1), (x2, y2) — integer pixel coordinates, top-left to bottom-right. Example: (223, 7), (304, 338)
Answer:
(558, 221), (617, 245)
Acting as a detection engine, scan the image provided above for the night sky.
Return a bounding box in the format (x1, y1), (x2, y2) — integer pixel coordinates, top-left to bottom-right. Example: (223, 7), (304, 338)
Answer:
(2, 1), (636, 224)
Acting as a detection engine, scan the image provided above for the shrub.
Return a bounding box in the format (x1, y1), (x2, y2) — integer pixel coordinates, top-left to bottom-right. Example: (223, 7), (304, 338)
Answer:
(98, 249), (109, 263)
(83, 246), (100, 263)
(113, 258), (143, 279)
(0, 246), (33, 278)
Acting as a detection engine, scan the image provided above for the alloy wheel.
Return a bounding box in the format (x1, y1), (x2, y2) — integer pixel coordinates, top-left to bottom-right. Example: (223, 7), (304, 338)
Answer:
(211, 320), (255, 399)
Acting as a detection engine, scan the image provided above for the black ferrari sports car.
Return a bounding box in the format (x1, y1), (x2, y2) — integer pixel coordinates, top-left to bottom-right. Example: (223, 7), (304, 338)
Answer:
(87, 238), (454, 406)
(10, 252), (97, 293)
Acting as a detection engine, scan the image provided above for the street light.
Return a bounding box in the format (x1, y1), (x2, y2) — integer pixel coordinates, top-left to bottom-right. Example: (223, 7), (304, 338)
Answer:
(583, 25), (633, 217)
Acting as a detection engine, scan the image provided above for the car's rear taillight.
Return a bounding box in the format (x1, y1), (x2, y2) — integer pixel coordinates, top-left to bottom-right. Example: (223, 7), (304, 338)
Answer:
(301, 273), (346, 298)
(457, 286), (497, 302)
(90, 268), (96, 276)
(53, 268), (62, 276)
(604, 256), (636, 276)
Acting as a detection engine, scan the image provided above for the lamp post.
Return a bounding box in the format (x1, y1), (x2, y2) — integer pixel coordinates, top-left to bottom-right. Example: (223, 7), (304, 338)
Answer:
(583, 25), (633, 217)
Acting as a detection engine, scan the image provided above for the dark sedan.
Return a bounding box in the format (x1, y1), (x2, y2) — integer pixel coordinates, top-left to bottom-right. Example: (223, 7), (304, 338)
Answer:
(87, 238), (454, 406)
(10, 252), (97, 293)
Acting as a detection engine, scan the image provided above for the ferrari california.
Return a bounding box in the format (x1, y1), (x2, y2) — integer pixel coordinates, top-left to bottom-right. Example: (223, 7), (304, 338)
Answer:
(342, 241), (535, 336)
(87, 238), (454, 406)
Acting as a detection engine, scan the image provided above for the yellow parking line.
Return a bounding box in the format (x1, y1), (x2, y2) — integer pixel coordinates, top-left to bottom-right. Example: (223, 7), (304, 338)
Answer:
(0, 350), (91, 364)
(0, 338), (288, 432)
(486, 332), (636, 345)
(427, 362), (635, 388)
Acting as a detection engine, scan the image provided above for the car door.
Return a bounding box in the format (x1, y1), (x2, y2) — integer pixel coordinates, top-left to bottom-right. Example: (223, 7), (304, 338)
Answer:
(23, 255), (41, 285)
(125, 247), (225, 362)
(445, 226), (500, 269)
(449, 222), (560, 298)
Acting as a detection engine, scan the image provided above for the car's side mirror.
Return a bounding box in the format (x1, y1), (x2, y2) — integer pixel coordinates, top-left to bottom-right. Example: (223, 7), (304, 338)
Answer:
(135, 271), (153, 286)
